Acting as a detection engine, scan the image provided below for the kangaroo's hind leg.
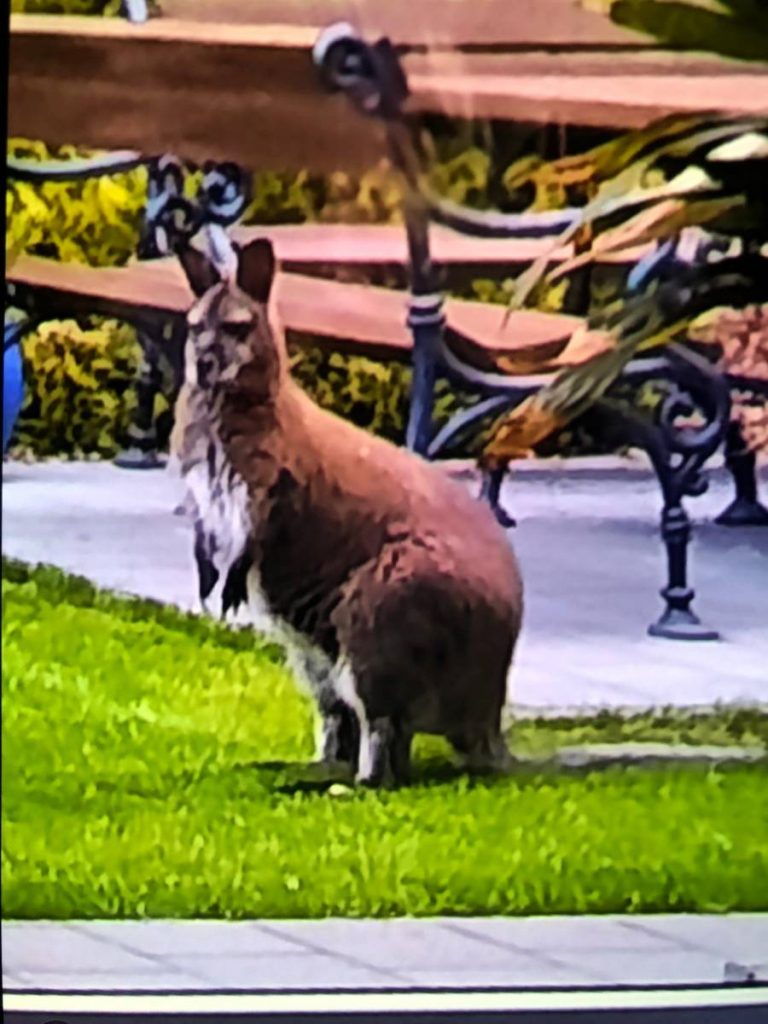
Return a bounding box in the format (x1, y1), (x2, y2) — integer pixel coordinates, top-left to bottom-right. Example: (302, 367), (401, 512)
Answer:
(317, 695), (360, 768)
(193, 518), (219, 614)
(295, 649), (360, 768)
(450, 725), (512, 775)
(356, 716), (413, 789)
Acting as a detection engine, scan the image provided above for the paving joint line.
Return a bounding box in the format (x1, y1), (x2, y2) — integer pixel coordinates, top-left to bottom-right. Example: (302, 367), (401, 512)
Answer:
(440, 922), (605, 983)
(70, 923), (209, 982)
(614, 919), (725, 957)
(255, 923), (411, 982)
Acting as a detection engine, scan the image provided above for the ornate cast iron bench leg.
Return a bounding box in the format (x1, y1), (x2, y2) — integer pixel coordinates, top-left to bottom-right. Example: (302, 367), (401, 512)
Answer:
(402, 197), (445, 457)
(115, 324), (166, 470)
(594, 345), (730, 640)
(479, 467), (517, 529)
(651, 502), (718, 641)
(715, 420), (768, 526)
(313, 25), (440, 458)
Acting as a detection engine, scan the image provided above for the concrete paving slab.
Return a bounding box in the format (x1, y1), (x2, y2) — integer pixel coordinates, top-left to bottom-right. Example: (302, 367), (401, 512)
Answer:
(263, 919), (540, 972)
(2, 923), (162, 976)
(4, 916), (768, 992)
(2, 459), (768, 711)
(447, 916), (688, 954)
(554, 950), (729, 985)
(394, 963), (600, 988)
(9, 970), (212, 991)
(75, 920), (304, 958)
(163, 952), (404, 989)
(621, 915), (768, 962)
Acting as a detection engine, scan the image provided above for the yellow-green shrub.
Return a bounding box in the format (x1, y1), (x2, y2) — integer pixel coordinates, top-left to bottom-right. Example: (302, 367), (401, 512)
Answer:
(11, 0), (110, 11)
(13, 319), (144, 458)
(289, 346), (410, 440)
(10, 0), (160, 14)
(289, 344), (483, 452)
(7, 140), (147, 268)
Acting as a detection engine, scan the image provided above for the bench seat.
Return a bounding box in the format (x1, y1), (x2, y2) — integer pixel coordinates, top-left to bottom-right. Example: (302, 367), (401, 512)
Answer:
(7, 253), (597, 372)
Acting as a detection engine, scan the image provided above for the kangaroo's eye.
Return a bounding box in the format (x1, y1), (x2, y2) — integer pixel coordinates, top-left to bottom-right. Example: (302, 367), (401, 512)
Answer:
(223, 322), (251, 343)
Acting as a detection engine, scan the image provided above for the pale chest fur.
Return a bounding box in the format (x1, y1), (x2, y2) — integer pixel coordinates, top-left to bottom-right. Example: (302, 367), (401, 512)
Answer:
(179, 426), (338, 709)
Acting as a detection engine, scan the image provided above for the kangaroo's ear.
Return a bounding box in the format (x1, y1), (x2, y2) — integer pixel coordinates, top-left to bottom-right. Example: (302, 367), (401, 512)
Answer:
(236, 238), (276, 304)
(179, 245), (221, 298)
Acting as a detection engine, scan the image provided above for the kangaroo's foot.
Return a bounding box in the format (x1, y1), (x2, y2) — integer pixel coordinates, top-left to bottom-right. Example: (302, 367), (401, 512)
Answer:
(317, 701), (360, 768)
(357, 717), (412, 789)
(194, 519), (219, 615)
(451, 728), (513, 776)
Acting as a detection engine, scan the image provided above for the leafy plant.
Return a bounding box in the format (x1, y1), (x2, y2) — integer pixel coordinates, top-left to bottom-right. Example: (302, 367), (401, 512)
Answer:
(481, 112), (768, 464)
(690, 303), (768, 452)
(313, 162), (404, 225)
(608, 0), (768, 64)
(6, 139), (148, 268)
(11, 0), (111, 12)
(10, 0), (161, 13)
(289, 344), (479, 452)
(12, 319), (145, 459)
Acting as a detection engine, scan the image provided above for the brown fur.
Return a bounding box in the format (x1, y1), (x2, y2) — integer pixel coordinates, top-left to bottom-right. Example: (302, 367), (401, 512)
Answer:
(173, 238), (523, 787)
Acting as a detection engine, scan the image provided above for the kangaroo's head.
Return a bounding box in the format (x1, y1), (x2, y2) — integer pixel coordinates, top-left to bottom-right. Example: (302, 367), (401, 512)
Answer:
(179, 236), (279, 393)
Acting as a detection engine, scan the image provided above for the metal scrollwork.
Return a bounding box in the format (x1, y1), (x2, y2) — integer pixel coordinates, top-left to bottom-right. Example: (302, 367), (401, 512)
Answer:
(121, 0), (148, 24)
(315, 23), (447, 466)
(313, 23), (409, 121)
(596, 343), (730, 640)
(313, 21), (757, 638)
(138, 155), (188, 258)
(198, 161), (250, 226)
(139, 156), (250, 258)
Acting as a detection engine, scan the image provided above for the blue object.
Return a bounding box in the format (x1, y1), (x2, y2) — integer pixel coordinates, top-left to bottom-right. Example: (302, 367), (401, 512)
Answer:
(3, 323), (26, 453)
(627, 237), (677, 294)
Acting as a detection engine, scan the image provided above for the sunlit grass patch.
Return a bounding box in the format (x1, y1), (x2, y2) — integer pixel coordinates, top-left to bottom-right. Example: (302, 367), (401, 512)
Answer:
(3, 557), (766, 920)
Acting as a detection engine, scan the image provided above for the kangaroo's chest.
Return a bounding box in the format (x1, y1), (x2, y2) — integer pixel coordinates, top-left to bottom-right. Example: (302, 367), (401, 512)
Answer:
(187, 457), (250, 571)
(182, 432), (254, 619)
(182, 438), (337, 701)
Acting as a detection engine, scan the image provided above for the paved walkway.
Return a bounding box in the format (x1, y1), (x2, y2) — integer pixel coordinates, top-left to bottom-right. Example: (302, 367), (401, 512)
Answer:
(3, 915), (767, 991)
(2, 458), (767, 711)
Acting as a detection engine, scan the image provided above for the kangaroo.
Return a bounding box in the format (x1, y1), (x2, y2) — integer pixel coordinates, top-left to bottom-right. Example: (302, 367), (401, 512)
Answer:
(171, 236), (524, 787)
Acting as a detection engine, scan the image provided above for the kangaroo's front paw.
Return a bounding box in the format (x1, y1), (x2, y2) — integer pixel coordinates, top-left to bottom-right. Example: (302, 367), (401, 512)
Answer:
(356, 720), (405, 790)
(316, 703), (360, 768)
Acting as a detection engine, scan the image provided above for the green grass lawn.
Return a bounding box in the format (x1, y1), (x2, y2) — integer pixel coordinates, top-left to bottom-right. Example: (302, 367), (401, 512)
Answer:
(3, 557), (767, 920)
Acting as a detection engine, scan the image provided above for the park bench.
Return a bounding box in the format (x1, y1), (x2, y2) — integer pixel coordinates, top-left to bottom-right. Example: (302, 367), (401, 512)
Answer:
(6, 5), (768, 643)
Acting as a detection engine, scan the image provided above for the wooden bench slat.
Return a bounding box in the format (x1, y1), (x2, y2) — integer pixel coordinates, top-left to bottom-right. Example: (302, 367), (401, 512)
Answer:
(408, 73), (768, 129)
(157, 0), (655, 49)
(407, 50), (768, 78)
(7, 253), (589, 369)
(12, 14), (319, 47)
(230, 223), (652, 268)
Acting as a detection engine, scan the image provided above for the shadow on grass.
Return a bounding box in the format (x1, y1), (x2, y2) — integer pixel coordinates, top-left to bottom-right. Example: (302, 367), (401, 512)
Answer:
(235, 756), (479, 794)
(233, 752), (735, 797)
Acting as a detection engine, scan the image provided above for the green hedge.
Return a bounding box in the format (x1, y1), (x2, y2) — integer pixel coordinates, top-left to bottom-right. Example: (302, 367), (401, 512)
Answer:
(14, 319), (148, 459)
(10, 0), (161, 13)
